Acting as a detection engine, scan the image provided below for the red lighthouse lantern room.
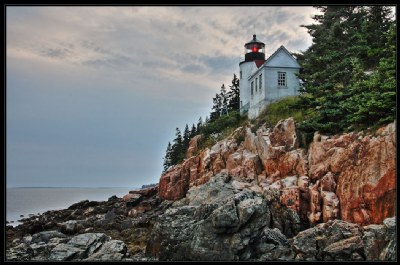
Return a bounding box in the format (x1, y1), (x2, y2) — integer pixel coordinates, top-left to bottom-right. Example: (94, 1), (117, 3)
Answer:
(244, 34), (266, 62)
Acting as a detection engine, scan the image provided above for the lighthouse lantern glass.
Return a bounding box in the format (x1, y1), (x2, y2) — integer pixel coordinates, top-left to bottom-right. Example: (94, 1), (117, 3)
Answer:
(245, 43), (264, 54)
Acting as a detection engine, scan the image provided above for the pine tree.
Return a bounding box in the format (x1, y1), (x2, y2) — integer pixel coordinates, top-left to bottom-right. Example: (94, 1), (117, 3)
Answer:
(210, 93), (222, 121)
(183, 124), (191, 153)
(162, 142), (172, 172)
(362, 6), (393, 69)
(340, 23), (396, 129)
(227, 73), (240, 111)
(190, 123), (197, 138)
(296, 5), (395, 133)
(197, 117), (203, 132)
(170, 127), (183, 165)
(220, 84), (229, 115)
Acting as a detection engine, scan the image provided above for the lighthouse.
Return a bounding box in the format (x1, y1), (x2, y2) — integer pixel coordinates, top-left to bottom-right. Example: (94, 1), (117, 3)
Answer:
(239, 34), (301, 118)
(239, 34), (266, 115)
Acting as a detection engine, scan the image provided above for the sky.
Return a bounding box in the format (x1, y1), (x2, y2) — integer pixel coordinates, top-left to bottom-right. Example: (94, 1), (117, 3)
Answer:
(6, 5), (319, 188)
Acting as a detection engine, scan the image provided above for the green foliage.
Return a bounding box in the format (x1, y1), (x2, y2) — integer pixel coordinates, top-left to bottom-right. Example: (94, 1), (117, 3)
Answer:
(198, 110), (247, 150)
(296, 6), (396, 134)
(210, 74), (241, 121)
(252, 96), (309, 130)
(162, 142), (172, 172)
(227, 74), (240, 111)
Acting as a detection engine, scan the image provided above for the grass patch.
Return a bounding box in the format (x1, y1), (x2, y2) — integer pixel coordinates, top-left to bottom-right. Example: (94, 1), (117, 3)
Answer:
(251, 96), (310, 129)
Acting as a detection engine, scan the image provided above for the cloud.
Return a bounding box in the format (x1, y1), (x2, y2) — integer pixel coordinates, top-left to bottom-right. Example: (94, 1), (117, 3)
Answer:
(181, 63), (207, 74)
(6, 6), (323, 188)
(200, 55), (237, 75)
(39, 47), (71, 59)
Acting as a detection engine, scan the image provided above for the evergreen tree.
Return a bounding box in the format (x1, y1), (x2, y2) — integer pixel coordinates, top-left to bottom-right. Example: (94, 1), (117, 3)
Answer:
(227, 73), (240, 111)
(210, 93), (222, 121)
(170, 127), (183, 164)
(162, 142), (172, 172)
(220, 84), (229, 115)
(197, 117), (203, 132)
(190, 123), (197, 138)
(296, 5), (395, 133)
(297, 6), (366, 97)
(362, 6), (393, 69)
(340, 23), (396, 129)
(183, 124), (191, 153)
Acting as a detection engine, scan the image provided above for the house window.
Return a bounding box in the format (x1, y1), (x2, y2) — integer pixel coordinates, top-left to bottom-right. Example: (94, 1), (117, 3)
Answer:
(255, 78), (258, 92)
(240, 71), (242, 79)
(259, 74), (262, 91)
(278, 72), (287, 87)
(251, 81), (254, 99)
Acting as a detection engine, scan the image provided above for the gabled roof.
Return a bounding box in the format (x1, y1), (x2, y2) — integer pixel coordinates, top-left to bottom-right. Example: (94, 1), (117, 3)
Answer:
(247, 46), (300, 80)
(264, 45), (300, 68)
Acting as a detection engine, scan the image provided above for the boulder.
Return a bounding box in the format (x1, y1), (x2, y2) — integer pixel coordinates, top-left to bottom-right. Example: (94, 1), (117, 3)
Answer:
(49, 233), (110, 261)
(322, 236), (364, 261)
(85, 240), (127, 261)
(269, 117), (299, 150)
(147, 174), (296, 261)
(291, 218), (397, 261)
(122, 193), (142, 207)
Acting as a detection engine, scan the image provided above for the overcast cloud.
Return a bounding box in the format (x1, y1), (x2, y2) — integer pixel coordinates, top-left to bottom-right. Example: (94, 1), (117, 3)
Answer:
(6, 5), (317, 188)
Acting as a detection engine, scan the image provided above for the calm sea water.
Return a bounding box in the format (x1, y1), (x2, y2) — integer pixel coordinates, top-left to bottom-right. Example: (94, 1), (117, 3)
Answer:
(6, 187), (135, 226)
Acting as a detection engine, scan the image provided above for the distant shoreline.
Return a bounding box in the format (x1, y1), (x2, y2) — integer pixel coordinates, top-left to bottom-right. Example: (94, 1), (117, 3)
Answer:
(6, 187), (137, 225)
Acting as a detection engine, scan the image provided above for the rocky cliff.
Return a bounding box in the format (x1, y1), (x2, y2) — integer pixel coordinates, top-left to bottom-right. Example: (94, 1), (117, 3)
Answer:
(159, 118), (396, 227)
(150, 173), (396, 261)
(6, 118), (396, 261)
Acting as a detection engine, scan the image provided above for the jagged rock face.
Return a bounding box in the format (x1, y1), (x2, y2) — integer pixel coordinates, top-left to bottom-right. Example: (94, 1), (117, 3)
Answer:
(158, 165), (186, 201)
(159, 118), (396, 227)
(150, 173), (397, 261)
(269, 118), (299, 149)
(291, 217), (396, 261)
(309, 122), (396, 225)
(159, 121), (308, 202)
(147, 174), (298, 261)
(186, 135), (202, 158)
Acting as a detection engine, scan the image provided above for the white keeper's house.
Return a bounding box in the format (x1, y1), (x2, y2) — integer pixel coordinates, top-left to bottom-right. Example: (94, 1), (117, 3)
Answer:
(239, 34), (301, 118)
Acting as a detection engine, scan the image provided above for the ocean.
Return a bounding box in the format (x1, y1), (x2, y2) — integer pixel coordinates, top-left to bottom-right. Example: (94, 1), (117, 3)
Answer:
(6, 187), (135, 226)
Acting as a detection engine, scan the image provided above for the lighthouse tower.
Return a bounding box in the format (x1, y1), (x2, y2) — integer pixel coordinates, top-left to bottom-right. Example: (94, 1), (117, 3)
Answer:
(239, 34), (266, 115)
